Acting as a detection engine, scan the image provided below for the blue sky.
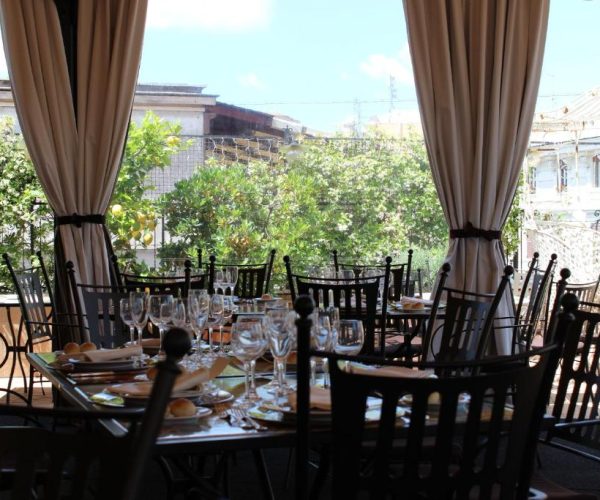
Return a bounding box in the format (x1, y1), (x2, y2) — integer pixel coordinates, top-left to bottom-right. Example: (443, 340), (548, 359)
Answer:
(1, 0), (599, 133)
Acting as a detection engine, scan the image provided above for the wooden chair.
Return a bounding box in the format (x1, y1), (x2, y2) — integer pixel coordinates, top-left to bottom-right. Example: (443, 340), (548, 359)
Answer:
(208, 249), (276, 298)
(286, 255), (391, 355)
(421, 265), (514, 365)
(292, 293), (578, 500)
(0, 327), (190, 500)
(543, 297), (600, 462)
(2, 252), (80, 404)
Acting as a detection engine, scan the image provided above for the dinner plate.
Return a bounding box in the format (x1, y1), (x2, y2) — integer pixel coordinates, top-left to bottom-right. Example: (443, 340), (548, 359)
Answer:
(68, 358), (139, 373)
(250, 396), (396, 426)
(196, 390), (234, 406)
(89, 391), (126, 408)
(164, 407), (212, 424)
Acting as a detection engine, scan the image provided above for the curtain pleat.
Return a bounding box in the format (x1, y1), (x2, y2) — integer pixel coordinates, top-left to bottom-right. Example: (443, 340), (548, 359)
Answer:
(1, 0), (148, 341)
(403, 0), (549, 353)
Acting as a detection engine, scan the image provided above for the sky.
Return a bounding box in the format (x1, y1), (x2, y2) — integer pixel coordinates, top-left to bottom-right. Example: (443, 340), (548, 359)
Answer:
(1, 0), (600, 133)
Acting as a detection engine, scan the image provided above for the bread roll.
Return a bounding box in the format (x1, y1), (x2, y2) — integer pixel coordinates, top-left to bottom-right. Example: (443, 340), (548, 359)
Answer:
(63, 342), (80, 354)
(261, 293), (272, 300)
(168, 398), (196, 417)
(79, 342), (97, 352)
(146, 366), (158, 381)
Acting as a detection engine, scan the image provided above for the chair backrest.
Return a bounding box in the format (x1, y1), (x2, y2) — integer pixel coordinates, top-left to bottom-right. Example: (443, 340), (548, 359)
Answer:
(324, 347), (556, 500)
(0, 328), (190, 500)
(422, 265), (514, 364)
(209, 249), (276, 298)
(292, 293), (578, 500)
(120, 259), (204, 297)
(549, 298), (600, 452)
(78, 284), (129, 349)
(291, 257), (391, 355)
(2, 252), (53, 343)
(512, 253), (557, 352)
(331, 249), (415, 300)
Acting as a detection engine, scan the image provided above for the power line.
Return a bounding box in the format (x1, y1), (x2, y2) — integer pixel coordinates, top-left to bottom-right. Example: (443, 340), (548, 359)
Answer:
(236, 93), (583, 108)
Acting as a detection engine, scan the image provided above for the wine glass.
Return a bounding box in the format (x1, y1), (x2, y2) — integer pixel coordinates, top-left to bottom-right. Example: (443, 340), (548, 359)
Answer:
(334, 319), (364, 356)
(230, 321), (268, 407)
(129, 291), (148, 346)
(172, 297), (187, 328)
(206, 294), (224, 356)
(148, 294), (173, 357)
(266, 308), (295, 400)
(225, 266), (238, 296)
(189, 291), (210, 349)
(311, 311), (332, 386)
(119, 298), (136, 345)
(220, 295), (236, 351)
(214, 270), (225, 294)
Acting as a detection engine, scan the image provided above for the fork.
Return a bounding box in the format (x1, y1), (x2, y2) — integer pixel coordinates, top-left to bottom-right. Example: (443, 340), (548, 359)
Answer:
(231, 408), (268, 431)
(226, 408), (253, 430)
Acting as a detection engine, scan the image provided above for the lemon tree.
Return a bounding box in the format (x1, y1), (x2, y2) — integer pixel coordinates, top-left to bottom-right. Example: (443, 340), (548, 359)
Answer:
(107, 111), (189, 261)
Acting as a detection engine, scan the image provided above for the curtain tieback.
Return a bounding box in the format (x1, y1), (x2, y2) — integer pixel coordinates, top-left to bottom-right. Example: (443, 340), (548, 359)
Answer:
(450, 222), (501, 241)
(56, 213), (106, 228)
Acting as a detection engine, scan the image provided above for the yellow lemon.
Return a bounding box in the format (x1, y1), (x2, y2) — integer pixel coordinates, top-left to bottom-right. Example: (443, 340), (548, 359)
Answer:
(142, 233), (153, 246)
(136, 212), (146, 225)
(131, 230), (141, 240)
(166, 136), (180, 148)
(111, 204), (123, 217)
(147, 219), (157, 230)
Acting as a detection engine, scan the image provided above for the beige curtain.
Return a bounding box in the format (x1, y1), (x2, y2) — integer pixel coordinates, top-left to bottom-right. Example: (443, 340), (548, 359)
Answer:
(403, 0), (549, 353)
(0, 1), (147, 309)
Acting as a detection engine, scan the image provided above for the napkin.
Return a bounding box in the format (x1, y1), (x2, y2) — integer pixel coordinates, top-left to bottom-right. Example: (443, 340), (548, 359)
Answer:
(288, 386), (331, 412)
(347, 364), (436, 379)
(398, 297), (433, 310)
(107, 356), (230, 397)
(83, 346), (143, 363)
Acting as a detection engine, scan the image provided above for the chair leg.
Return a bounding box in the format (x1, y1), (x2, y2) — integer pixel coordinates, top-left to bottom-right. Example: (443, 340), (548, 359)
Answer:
(252, 450), (275, 500)
(309, 446), (330, 500)
(27, 365), (35, 406)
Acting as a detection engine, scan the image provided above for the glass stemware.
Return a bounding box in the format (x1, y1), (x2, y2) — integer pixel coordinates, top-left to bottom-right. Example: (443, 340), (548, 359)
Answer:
(119, 298), (136, 345)
(224, 266), (238, 296)
(334, 319), (365, 356)
(172, 297), (187, 328)
(230, 321), (268, 407)
(129, 291), (149, 346)
(220, 295), (236, 351)
(266, 308), (295, 399)
(206, 294), (224, 356)
(189, 291), (209, 350)
(311, 312), (332, 387)
(148, 294), (174, 356)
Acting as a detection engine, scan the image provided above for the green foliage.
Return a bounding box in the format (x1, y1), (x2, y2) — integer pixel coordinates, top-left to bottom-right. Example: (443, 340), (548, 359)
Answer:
(0, 118), (53, 289)
(107, 111), (189, 265)
(159, 132), (450, 288)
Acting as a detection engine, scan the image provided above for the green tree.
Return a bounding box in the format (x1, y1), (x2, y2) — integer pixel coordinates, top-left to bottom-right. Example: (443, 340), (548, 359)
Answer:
(107, 111), (189, 262)
(0, 117), (53, 288)
(159, 132), (450, 287)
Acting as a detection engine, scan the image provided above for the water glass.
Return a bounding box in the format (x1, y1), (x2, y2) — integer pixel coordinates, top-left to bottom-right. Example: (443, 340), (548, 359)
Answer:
(334, 319), (364, 356)
(266, 308), (295, 399)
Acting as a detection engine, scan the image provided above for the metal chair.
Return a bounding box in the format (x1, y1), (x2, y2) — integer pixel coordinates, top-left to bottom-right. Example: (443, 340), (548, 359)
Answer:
(421, 265), (514, 365)
(292, 293), (577, 500)
(0, 328), (189, 500)
(207, 249), (276, 298)
(286, 255), (391, 355)
(543, 297), (600, 462)
(2, 252), (80, 404)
